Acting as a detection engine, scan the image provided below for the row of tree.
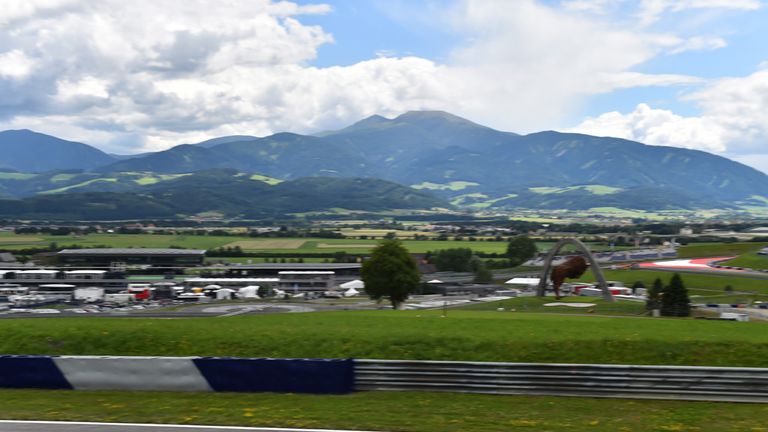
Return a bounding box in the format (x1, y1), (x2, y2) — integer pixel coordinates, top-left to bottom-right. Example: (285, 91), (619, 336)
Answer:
(645, 274), (691, 317)
(362, 236), (539, 308)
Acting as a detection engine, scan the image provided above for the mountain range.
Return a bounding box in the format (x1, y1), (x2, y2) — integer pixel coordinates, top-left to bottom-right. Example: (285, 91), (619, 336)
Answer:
(1, 110), (767, 218)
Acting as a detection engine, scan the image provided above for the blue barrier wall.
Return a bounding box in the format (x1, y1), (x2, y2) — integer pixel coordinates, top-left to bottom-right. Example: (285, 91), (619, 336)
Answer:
(0, 355), (72, 389)
(194, 357), (355, 394)
(0, 355), (354, 394)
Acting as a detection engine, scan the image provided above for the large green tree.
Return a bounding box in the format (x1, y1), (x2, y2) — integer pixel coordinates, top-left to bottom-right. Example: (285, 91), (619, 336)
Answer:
(506, 235), (538, 267)
(361, 239), (420, 309)
(661, 273), (691, 317)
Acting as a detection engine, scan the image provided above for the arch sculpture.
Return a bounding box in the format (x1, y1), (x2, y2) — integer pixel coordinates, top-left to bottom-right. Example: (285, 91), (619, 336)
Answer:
(536, 238), (614, 302)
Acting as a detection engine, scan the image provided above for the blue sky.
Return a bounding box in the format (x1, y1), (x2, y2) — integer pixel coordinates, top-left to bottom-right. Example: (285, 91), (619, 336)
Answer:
(0, 0), (766, 171)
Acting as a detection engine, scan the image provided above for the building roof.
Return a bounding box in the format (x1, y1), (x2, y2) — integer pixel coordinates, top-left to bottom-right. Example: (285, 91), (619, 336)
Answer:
(64, 270), (108, 274)
(58, 248), (206, 256)
(184, 278), (280, 283)
(0, 252), (16, 262)
(505, 277), (540, 285)
(278, 271), (335, 275)
(223, 263), (360, 270)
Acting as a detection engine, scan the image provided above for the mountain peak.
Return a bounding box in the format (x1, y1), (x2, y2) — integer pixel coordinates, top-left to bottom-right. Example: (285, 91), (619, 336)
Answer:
(395, 110), (474, 122)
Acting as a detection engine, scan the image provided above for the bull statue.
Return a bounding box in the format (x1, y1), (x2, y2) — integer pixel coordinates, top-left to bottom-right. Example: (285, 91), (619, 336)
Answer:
(550, 255), (588, 299)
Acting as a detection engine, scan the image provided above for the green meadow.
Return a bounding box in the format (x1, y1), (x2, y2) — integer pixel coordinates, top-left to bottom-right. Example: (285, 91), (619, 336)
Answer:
(2, 388), (766, 432)
(2, 309), (768, 430)
(1, 311), (767, 367)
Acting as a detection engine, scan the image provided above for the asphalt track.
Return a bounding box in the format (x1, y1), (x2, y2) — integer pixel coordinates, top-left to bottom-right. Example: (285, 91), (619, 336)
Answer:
(0, 421), (375, 432)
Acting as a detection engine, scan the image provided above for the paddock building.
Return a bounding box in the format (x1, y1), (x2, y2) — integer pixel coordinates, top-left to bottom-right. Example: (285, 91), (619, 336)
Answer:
(57, 248), (206, 269)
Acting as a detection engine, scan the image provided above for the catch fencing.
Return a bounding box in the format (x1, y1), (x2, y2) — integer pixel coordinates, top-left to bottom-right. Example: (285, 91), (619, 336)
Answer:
(355, 359), (768, 403)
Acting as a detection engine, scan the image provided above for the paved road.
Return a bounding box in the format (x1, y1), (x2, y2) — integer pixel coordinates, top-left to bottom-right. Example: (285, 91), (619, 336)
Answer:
(0, 421), (375, 432)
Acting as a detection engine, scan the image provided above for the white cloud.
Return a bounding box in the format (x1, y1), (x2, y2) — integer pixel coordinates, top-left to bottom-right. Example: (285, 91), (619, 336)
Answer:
(637, 0), (762, 27)
(562, 0), (620, 14)
(571, 103), (729, 152)
(668, 36), (727, 54)
(0, 50), (36, 79)
(570, 68), (768, 168)
(0, 0), (757, 154)
(440, 0), (704, 131)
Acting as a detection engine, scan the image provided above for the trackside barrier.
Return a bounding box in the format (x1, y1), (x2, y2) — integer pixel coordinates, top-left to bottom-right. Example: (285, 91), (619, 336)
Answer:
(0, 356), (72, 390)
(194, 357), (355, 394)
(355, 359), (768, 403)
(4, 356), (768, 402)
(0, 355), (354, 394)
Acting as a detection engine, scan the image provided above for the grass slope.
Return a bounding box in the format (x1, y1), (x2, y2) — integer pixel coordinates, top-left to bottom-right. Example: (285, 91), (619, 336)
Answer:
(2, 389), (767, 432)
(2, 311), (768, 367)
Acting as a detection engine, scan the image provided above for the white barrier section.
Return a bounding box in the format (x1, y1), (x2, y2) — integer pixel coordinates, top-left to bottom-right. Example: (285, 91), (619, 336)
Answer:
(54, 356), (213, 391)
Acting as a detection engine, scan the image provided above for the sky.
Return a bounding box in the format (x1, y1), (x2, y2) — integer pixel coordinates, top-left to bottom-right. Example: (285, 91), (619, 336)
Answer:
(0, 0), (767, 172)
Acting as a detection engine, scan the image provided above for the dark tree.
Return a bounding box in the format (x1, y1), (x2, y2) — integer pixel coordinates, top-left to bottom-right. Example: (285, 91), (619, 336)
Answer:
(506, 235), (538, 267)
(361, 239), (420, 309)
(257, 284), (273, 298)
(631, 281), (645, 294)
(646, 278), (663, 312)
(432, 248), (474, 272)
(472, 259), (493, 284)
(661, 273), (691, 317)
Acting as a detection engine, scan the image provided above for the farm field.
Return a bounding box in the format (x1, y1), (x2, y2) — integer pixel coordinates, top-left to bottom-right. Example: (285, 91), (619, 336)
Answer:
(2, 388), (766, 432)
(0, 232), (629, 255)
(2, 310), (768, 367)
(0, 233), (236, 250)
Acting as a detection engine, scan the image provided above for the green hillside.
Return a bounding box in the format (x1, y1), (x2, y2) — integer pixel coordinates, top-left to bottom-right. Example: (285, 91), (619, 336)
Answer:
(0, 171), (446, 219)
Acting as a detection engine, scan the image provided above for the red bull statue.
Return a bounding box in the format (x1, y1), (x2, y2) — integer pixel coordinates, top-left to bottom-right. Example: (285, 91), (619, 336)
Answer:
(550, 255), (589, 299)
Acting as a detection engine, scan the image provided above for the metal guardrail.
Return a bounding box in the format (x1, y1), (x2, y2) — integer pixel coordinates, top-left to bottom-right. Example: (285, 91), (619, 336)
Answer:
(355, 359), (768, 403)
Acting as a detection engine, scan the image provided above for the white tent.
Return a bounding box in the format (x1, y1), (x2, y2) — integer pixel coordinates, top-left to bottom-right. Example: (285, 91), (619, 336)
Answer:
(427, 279), (443, 284)
(343, 287), (360, 297)
(238, 285), (260, 299)
(505, 277), (540, 285)
(215, 288), (235, 300)
(340, 279), (364, 289)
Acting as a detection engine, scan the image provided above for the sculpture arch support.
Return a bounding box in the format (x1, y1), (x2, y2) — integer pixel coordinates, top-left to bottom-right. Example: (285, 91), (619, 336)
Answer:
(536, 238), (614, 302)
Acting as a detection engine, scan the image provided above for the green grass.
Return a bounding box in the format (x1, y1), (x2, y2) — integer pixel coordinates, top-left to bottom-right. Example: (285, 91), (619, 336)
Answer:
(2, 389), (767, 432)
(132, 173), (190, 185)
(410, 181), (479, 191)
(721, 253), (768, 270)
(0, 172), (36, 180)
(2, 311), (768, 366)
(39, 178), (119, 194)
(585, 268), (768, 296)
(457, 297), (646, 315)
(528, 185), (622, 195)
(678, 242), (768, 258)
(249, 174), (283, 185)
(0, 233), (237, 250)
(49, 173), (79, 182)
(0, 233), (511, 254)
